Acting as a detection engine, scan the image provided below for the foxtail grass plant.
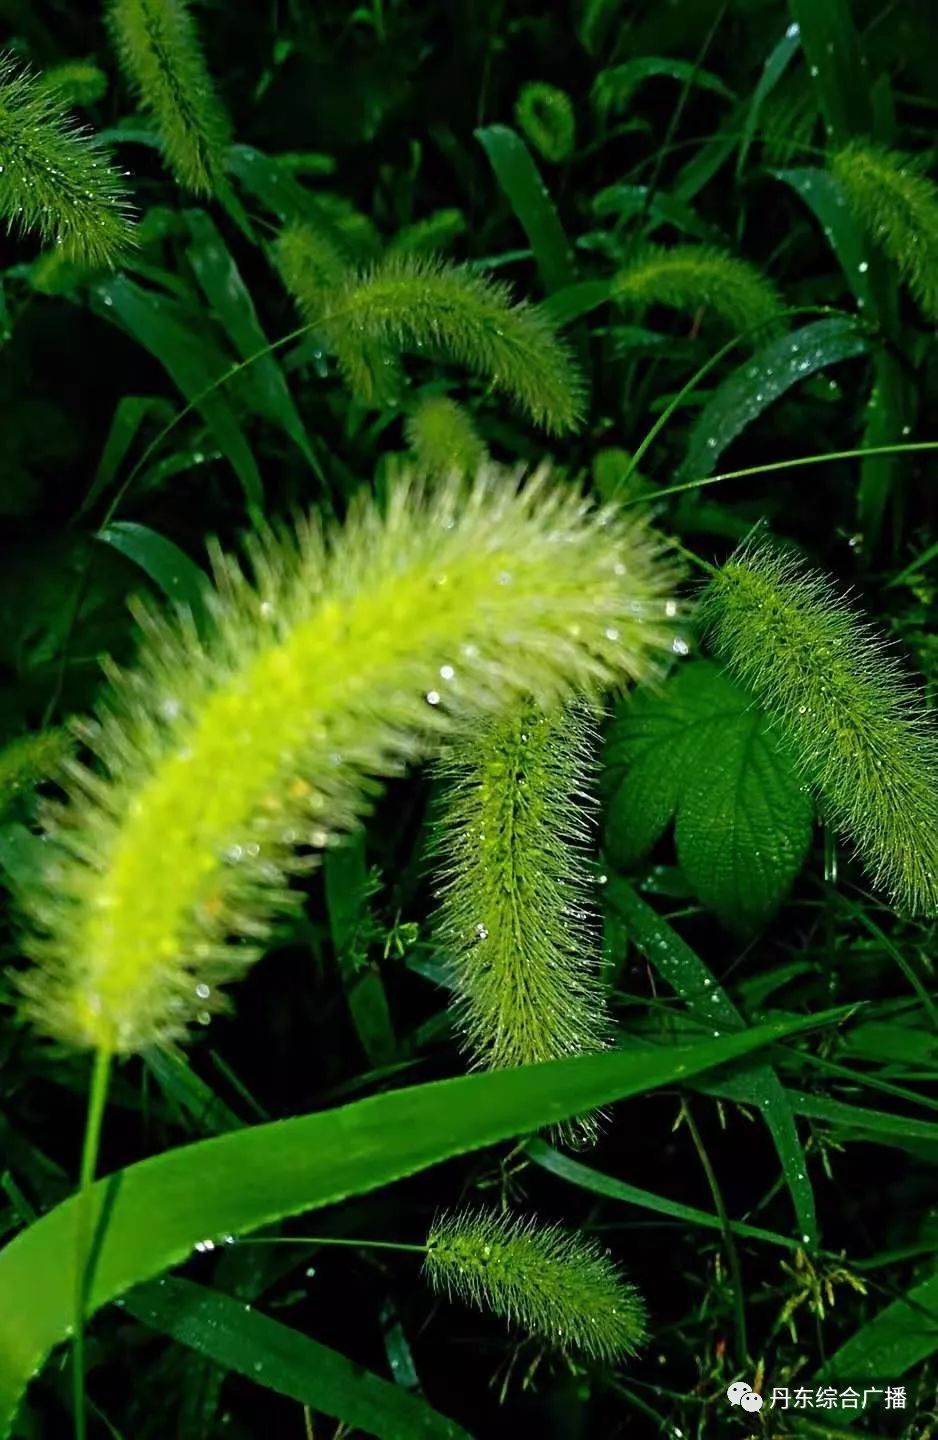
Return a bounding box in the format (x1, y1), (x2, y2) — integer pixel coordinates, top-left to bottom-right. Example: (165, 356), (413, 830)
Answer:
(425, 1208), (647, 1363)
(431, 703), (610, 1145)
(16, 466), (678, 1059)
(0, 55), (133, 265)
(701, 538), (938, 916)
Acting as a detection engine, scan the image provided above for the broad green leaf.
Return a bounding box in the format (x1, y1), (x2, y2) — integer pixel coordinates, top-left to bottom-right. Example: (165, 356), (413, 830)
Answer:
(604, 661), (813, 931)
(96, 522), (208, 621)
(93, 275), (264, 515)
(124, 1276), (469, 1440)
(605, 880), (818, 1246)
(527, 1140), (799, 1251)
(592, 59), (733, 116)
(184, 211), (319, 475)
(0, 1017), (834, 1435)
(475, 125), (575, 294)
(682, 317), (869, 480)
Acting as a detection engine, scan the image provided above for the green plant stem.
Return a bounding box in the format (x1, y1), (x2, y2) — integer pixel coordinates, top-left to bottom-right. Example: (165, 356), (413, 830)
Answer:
(679, 1098), (749, 1362)
(234, 1235), (428, 1254)
(73, 1046), (112, 1440)
(632, 440), (938, 507)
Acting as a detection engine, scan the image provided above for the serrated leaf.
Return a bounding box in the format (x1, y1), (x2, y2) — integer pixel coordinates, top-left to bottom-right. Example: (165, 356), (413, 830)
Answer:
(604, 661), (813, 931)
(682, 317), (869, 481)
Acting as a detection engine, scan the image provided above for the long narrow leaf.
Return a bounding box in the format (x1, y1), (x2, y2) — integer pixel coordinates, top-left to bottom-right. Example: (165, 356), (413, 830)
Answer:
(0, 1017), (835, 1434)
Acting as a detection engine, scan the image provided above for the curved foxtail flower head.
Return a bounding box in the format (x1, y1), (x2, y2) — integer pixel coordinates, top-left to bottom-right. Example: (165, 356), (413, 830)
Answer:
(108, 0), (230, 196)
(425, 1207), (647, 1363)
(0, 55), (133, 266)
(701, 538), (938, 916)
(431, 703), (609, 1147)
(831, 142), (938, 324)
(16, 465), (679, 1056)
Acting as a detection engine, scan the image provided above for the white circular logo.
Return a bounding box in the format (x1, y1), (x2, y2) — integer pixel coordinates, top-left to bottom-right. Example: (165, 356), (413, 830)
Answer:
(727, 1380), (764, 1411)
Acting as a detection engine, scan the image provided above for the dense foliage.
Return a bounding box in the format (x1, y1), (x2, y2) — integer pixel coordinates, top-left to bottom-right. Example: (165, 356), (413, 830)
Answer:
(0, 2), (936, 1437)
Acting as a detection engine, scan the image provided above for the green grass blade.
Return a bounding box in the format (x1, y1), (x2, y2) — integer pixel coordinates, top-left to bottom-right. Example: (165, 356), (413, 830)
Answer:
(184, 210), (318, 474)
(475, 125), (575, 294)
(781, 1090), (938, 1150)
(0, 1018), (836, 1434)
(96, 521), (208, 621)
(817, 1269), (938, 1392)
(124, 1276), (469, 1440)
(92, 274), (264, 515)
(526, 1140), (801, 1251)
(682, 316), (869, 480)
(540, 279), (614, 326)
(80, 396), (175, 516)
(736, 22), (802, 179)
(606, 880), (818, 1246)
(789, 0), (873, 145)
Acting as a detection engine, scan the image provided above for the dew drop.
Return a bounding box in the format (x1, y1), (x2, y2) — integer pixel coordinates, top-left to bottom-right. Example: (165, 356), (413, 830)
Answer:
(426, 690), (441, 706)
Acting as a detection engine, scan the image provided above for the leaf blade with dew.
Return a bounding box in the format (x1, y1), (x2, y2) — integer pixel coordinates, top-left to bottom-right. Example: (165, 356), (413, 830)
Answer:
(605, 879), (818, 1247)
(611, 245), (782, 342)
(184, 210), (318, 472)
(431, 704), (613, 1146)
(0, 55), (133, 266)
(124, 1275), (469, 1440)
(831, 142), (938, 324)
(700, 539), (938, 916)
(91, 273), (264, 514)
(108, 0), (230, 196)
(15, 466), (678, 1056)
(424, 1207), (647, 1363)
(475, 125), (576, 294)
(681, 316), (869, 481)
(96, 521), (209, 620)
(0, 1015), (838, 1434)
